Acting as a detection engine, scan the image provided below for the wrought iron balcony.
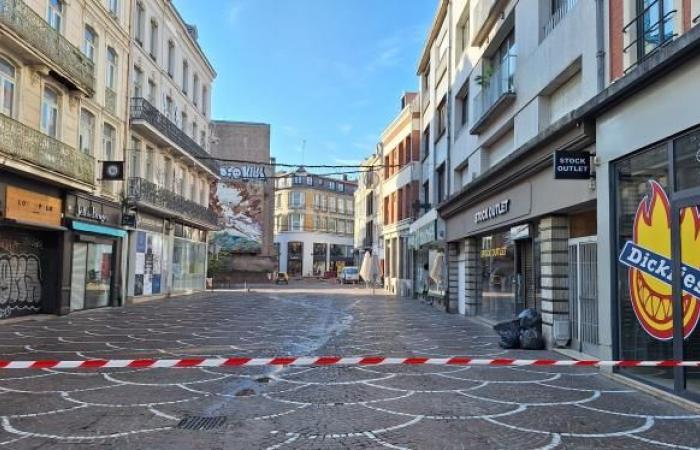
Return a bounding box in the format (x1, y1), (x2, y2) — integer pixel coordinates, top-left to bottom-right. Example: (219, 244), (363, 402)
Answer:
(0, 0), (95, 94)
(542, 0), (578, 40)
(130, 97), (218, 173)
(0, 112), (94, 185)
(470, 57), (517, 134)
(127, 177), (219, 229)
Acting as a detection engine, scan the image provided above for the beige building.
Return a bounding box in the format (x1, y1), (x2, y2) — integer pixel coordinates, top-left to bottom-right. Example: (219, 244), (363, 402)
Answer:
(274, 168), (356, 277)
(353, 153), (383, 267)
(0, 0), (132, 319)
(124, 0), (218, 301)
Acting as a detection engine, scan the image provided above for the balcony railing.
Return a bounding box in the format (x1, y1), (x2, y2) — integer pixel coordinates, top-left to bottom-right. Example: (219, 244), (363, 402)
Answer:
(0, 113), (94, 185)
(129, 97), (218, 173)
(471, 56), (516, 133)
(0, 0), (95, 93)
(105, 88), (117, 115)
(622, 0), (677, 73)
(127, 177), (218, 228)
(542, 0), (578, 40)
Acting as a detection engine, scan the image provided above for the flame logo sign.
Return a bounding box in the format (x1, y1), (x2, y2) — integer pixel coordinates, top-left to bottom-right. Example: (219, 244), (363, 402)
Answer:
(622, 181), (700, 340)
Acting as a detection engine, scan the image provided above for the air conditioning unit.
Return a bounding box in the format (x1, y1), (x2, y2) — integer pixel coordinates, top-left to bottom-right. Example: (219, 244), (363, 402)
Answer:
(553, 319), (571, 348)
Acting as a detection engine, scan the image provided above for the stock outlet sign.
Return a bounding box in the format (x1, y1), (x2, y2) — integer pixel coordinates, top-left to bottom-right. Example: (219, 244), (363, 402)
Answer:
(618, 181), (700, 341)
(554, 150), (591, 180)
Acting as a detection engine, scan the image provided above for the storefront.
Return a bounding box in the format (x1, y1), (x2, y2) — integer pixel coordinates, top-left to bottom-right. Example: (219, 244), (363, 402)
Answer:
(127, 213), (168, 300)
(63, 193), (125, 312)
(409, 209), (446, 306)
(329, 244), (353, 273)
(313, 243), (327, 275)
(172, 222), (207, 293)
(287, 241), (303, 277)
(0, 178), (62, 319)
(609, 127), (700, 398)
(439, 124), (597, 345)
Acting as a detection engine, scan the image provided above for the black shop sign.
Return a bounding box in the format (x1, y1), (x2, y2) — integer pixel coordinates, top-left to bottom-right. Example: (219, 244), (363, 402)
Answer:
(554, 151), (591, 180)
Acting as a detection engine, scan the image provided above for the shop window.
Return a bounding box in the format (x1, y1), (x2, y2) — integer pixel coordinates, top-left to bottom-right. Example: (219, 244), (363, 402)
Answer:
(0, 57), (15, 117)
(674, 129), (700, 191)
(41, 86), (60, 138)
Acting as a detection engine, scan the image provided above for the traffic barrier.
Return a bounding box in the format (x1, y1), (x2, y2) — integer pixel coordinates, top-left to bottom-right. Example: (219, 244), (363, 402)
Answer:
(0, 357), (699, 369)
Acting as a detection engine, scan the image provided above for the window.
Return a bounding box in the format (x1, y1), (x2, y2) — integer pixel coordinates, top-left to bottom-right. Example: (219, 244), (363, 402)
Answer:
(436, 164), (445, 204)
(135, 2), (145, 44)
(313, 193), (320, 208)
(328, 181), (335, 190)
(422, 127), (430, 159)
(459, 89), (469, 127)
(47, 0), (63, 32)
(329, 197), (336, 212)
(192, 121), (198, 138)
(147, 79), (156, 103)
(102, 123), (115, 162)
(79, 109), (95, 155)
(422, 181), (430, 210)
(321, 195), (327, 210)
(329, 219), (337, 233)
(459, 17), (470, 54)
(487, 30), (516, 95)
(145, 146), (154, 180)
(200, 180), (206, 205)
(436, 96), (447, 139)
(306, 176), (313, 185)
(167, 41), (175, 77)
(0, 58), (15, 117)
(83, 26), (97, 62)
(129, 137), (141, 177)
(347, 199), (354, 214)
(366, 193), (373, 216)
(107, 0), (118, 16)
(41, 86), (59, 138)
(290, 214), (302, 231)
(133, 66), (143, 98)
(338, 183), (345, 192)
(313, 216), (320, 230)
(106, 47), (117, 90)
(181, 112), (187, 131)
(634, 0), (675, 62)
(338, 199), (345, 213)
(165, 96), (173, 120)
(193, 74), (199, 106)
(291, 191), (304, 207)
(202, 86), (208, 116)
(182, 60), (189, 93)
(149, 19), (158, 60)
(200, 130), (206, 147)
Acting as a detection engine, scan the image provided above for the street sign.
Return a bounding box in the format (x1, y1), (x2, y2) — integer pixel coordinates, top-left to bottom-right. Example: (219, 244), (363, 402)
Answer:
(554, 150), (591, 180)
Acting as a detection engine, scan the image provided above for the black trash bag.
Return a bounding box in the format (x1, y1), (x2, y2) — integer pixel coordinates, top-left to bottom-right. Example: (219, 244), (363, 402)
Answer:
(517, 308), (542, 330)
(494, 319), (520, 349)
(520, 328), (545, 350)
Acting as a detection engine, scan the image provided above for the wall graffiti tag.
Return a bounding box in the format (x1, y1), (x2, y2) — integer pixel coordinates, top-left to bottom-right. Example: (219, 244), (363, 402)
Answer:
(0, 233), (45, 319)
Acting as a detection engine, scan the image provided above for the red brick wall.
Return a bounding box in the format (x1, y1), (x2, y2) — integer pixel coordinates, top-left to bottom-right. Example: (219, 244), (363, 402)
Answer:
(610, 0), (624, 81)
(684, 0), (691, 32)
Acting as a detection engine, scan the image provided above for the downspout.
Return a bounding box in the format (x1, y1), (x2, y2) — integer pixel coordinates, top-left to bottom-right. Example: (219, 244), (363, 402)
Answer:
(595, 0), (606, 91)
(446, 0), (453, 200)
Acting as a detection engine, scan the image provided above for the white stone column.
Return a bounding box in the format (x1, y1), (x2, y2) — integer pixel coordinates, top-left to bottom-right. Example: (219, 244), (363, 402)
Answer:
(539, 216), (570, 347)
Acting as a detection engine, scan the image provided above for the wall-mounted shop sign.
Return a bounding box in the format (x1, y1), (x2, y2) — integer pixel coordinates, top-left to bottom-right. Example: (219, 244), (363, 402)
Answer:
(64, 194), (121, 227)
(474, 200), (511, 224)
(219, 165), (266, 180)
(3, 186), (62, 227)
(77, 205), (107, 223)
(554, 150), (591, 180)
(102, 161), (124, 181)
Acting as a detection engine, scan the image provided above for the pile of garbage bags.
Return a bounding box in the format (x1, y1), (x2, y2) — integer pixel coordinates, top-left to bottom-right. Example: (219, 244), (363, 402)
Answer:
(493, 308), (544, 350)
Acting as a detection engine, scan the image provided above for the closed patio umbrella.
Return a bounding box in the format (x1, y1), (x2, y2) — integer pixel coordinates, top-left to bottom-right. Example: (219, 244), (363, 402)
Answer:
(429, 252), (445, 291)
(359, 251), (372, 283)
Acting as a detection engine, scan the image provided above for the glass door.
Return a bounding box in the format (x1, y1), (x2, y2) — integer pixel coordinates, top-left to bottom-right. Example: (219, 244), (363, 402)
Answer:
(674, 198), (700, 398)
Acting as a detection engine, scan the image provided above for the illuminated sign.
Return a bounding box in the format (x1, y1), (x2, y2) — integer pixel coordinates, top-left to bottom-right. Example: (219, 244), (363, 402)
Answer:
(474, 200), (510, 224)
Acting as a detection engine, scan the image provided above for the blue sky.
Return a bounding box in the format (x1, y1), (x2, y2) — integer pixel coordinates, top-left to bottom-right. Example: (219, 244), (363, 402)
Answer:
(173, 0), (435, 169)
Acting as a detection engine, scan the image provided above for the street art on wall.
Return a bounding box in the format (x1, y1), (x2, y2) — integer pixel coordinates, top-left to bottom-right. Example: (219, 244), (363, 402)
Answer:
(0, 233), (44, 319)
(618, 180), (700, 341)
(211, 168), (265, 254)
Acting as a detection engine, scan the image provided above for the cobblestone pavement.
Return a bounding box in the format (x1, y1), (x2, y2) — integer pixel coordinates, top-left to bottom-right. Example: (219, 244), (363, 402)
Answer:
(0, 286), (699, 449)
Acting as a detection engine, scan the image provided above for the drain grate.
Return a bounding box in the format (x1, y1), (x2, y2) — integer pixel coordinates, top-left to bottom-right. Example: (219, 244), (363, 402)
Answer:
(176, 415), (227, 431)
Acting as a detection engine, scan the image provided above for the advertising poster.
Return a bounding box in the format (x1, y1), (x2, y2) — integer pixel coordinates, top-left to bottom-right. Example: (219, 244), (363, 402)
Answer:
(211, 171), (264, 255)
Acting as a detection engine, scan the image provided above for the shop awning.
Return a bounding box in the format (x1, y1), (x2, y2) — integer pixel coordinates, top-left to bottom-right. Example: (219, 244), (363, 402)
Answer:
(72, 221), (126, 238)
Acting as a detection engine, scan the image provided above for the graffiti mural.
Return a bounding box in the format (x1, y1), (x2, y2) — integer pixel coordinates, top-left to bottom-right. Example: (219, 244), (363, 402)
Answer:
(0, 233), (44, 319)
(211, 171), (265, 254)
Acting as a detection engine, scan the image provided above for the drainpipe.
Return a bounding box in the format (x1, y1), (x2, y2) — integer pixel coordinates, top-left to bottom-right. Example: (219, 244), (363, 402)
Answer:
(446, 0), (453, 202)
(595, 0), (606, 91)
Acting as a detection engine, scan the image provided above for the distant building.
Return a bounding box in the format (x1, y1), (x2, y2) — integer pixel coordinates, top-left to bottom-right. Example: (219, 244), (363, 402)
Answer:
(209, 121), (275, 283)
(274, 168), (356, 277)
(354, 154), (383, 271)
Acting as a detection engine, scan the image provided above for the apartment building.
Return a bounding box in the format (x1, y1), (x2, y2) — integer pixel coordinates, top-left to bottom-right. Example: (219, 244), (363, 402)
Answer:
(0, 0), (130, 319)
(124, 0), (218, 301)
(353, 153), (383, 269)
(435, 0), (603, 342)
(381, 92), (421, 297)
(410, 0), (452, 308)
(209, 121), (276, 284)
(274, 168), (356, 277)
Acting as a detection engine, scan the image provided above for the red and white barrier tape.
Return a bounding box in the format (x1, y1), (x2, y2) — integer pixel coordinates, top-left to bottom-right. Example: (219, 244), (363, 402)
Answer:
(0, 357), (699, 369)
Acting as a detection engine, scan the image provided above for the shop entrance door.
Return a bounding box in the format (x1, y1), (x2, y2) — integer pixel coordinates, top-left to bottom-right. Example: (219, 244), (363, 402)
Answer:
(515, 239), (534, 313)
(568, 237), (599, 354)
(673, 196), (700, 399)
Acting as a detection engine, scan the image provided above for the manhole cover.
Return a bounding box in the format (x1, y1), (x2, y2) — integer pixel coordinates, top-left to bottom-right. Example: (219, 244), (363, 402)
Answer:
(176, 415), (226, 431)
